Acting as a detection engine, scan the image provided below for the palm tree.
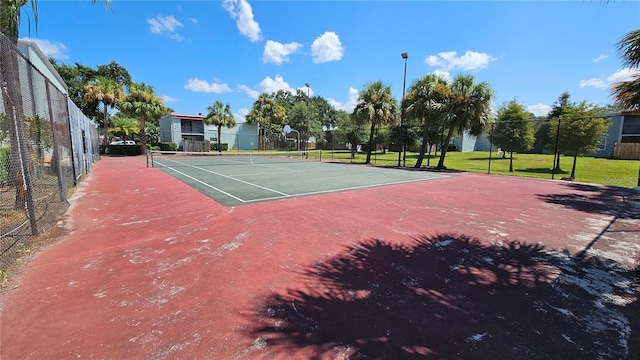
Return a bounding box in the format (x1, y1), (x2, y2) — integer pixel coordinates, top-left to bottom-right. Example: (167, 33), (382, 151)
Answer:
(84, 76), (123, 144)
(1, 0), (109, 43)
(612, 29), (640, 110)
(437, 74), (494, 169)
(118, 82), (167, 154)
(612, 29), (640, 186)
(246, 93), (286, 150)
(403, 74), (450, 168)
(109, 116), (139, 141)
(352, 81), (399, 164)
(205, 100), (236, 153)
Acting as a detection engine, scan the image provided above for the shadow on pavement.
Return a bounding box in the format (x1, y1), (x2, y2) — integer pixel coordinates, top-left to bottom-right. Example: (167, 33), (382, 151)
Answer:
(248, 233), (638, 359)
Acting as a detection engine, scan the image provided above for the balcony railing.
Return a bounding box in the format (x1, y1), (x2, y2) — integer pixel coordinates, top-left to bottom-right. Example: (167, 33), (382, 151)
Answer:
(622, 124), (640, 135)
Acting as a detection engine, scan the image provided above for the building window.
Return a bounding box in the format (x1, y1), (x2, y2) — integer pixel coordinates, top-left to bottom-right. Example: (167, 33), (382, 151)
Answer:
(596, 137), (606, 150)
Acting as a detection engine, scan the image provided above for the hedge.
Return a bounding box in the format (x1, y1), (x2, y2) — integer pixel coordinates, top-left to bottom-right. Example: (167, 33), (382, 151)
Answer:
(210, 142), (229, 151)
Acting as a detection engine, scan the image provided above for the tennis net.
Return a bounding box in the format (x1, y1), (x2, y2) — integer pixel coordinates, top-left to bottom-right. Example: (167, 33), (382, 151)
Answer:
(149, 150), (322, 167)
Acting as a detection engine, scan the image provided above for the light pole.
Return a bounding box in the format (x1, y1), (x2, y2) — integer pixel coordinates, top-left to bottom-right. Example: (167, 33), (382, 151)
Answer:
(305, 82), (310, 158)
(398, 52), (409, 167)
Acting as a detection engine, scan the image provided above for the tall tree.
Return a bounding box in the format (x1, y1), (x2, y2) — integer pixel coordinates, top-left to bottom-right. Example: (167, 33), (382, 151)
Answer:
(492, 100), (535, 172)
(204, 100), (236, 153)
(437, 74), (494, 169)
(246, 93), (286, 150)
(118, 82), (167, 154)
(352, 81), (399, 164)
(96, 61), (132, 90)
(84, 76), (123, 144)
(548, 102), (609, 179)
(612, 29), (640, 110)
(611, 29), (640, 186)
(546, 92), (577, 172)
(403, 74), (450, 168)
(336, 110), (367, 159)
(50, 60), (100, 118)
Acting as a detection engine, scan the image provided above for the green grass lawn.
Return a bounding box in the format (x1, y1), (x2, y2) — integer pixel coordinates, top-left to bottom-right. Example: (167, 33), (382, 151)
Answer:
(322, 149), (640, 188)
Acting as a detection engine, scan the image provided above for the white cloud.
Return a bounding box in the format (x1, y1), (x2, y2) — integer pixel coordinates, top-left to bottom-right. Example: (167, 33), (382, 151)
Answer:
(526, 103), (552, 117)
(579, 68), (640, 89)
(593, 53), (608, 63)
(240, 76), (312, 99)
(189, 18), (198, 25)
(311, 31), (344, 63)
(262, 40), (302, 65)
(147, 15), (184, 41)
(184, 78), (232, 93)
(21, 38), (68, 60)
(234, 108), (249, 123)
(432, 69), (451, 83)
(222, 0), (262, 42)
(259, 74), (294, 94)
(160, 95), (178, 103)
(327, 87), (359, 113)
(239, 84), (260, 99)
(425, 50), (496, 71)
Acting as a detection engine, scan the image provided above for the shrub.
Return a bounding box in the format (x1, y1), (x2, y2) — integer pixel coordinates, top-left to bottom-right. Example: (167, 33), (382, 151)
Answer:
(447, 144), (458, 152)
(105, 144), (142, 156)
(211, 142), (229, 151)
(0, 147), (10, 183)
(159, 142), (177, 151)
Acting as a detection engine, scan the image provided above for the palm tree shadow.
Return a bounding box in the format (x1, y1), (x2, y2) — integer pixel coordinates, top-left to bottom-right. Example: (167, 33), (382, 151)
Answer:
(537, 183), (640, 220)
(247, 234), (638, 359)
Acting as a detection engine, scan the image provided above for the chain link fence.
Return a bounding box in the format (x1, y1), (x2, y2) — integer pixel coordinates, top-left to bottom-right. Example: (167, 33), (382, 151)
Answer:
(1, 34), (100, 279)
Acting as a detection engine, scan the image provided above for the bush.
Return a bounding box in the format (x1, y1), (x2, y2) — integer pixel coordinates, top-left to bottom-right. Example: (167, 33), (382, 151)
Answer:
(159, 142), (177, 151)
(104, 144), (142, 156)
(0, 147), (10, 183)
(210, 142), (229, 151)
(447, 144), (458, 152)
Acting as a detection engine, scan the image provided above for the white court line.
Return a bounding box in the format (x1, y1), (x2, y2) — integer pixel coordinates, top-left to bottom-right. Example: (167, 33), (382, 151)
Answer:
(154, 162), (247, 203)
(155, 159), (289, 196)
(215, 157), (304, 172)
(242, 174), (449, 203)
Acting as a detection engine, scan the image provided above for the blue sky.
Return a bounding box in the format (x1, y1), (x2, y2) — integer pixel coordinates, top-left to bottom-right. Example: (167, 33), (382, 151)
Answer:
(18, 0), (640, 122)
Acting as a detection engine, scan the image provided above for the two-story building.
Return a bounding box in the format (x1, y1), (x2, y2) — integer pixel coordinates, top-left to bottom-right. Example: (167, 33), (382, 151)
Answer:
(158, 113), (258, 151)
(451, 110), (640, 159)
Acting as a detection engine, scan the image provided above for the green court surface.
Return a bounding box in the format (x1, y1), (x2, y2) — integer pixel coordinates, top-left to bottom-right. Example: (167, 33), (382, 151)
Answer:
(150, 151), (450, 206)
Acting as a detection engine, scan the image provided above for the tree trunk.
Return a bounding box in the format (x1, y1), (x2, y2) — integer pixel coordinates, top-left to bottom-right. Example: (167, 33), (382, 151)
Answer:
(217, 125), (222, 154)
(103, 103), (109, 144)
(554, 152), (563, 173)
(415, 120), (430, 168)
(509, 151), (514, 172)
(570, 153), (577, 179)
(437, 127), (455, 169)
(365, 121), (377, 164)
(139, 114), (147, 155)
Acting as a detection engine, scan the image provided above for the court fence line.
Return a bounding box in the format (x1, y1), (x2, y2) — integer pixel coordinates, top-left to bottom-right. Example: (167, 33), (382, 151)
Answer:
(1, 33), (100, 280)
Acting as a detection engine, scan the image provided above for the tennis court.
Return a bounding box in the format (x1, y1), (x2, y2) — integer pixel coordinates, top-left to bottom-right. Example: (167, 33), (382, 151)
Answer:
(149, 150), (450, 206)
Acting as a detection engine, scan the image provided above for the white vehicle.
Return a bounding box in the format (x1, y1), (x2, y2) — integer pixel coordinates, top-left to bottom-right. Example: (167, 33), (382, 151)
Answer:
(109, 140), (136, 145)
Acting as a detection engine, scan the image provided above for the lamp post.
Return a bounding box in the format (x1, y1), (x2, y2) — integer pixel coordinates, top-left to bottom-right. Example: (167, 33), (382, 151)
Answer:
(398, 52), (409, 167)
(305, 82), (310, 158)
